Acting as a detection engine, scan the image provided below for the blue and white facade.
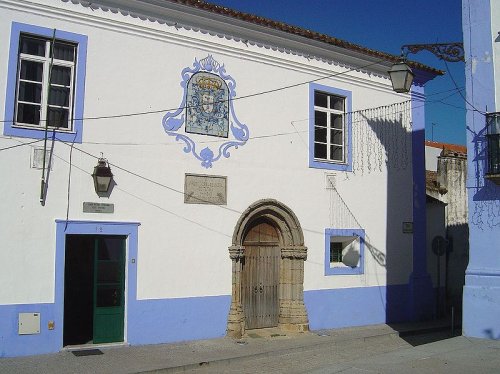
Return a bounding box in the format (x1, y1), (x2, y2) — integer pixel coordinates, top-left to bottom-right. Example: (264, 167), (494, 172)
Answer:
(0, 0), (438, 357)
(462, 0), (500, 339)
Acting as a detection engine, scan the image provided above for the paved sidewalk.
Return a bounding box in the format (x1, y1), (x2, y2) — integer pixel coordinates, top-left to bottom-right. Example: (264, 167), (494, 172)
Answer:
(1, 322), (499, 373)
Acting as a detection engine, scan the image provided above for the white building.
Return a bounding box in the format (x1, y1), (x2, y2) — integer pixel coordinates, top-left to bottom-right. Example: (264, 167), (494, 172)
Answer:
(0, 0), (440, 357)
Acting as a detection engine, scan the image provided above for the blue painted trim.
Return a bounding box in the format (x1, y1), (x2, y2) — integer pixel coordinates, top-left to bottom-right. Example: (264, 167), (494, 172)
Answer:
(3, 22), (87, 143)
(407, 86), (434, 321)
(304, 284), (410, 330)
(127, 295), (231, 345)
(308, 83), (352, 171)
(324, 228), (365, 275)
(410, 87), (428, 277)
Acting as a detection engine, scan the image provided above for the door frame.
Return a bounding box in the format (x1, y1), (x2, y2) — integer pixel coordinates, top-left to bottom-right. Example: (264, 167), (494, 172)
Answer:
(227, 199), (309, 337)
(55, 220), (140, 349)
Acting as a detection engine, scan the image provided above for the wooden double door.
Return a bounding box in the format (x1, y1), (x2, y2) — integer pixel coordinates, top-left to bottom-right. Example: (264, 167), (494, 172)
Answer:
(242, 220), (280, 329)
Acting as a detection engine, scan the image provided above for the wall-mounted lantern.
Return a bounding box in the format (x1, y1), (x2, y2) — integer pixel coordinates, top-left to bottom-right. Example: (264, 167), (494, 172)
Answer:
(92, 158), (113, 194)
(486, 112), (500, 184)
(388, 43), (464, 94)
(388, 59), (414, 93)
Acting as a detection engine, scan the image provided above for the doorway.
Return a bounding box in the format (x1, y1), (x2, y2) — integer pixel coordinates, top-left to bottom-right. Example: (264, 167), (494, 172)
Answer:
(242, 219), (280, 329)
(63, 235), (126, 346)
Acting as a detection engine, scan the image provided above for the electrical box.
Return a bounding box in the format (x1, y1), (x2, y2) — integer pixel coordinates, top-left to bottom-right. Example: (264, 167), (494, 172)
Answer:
(18, 313), (41, 335)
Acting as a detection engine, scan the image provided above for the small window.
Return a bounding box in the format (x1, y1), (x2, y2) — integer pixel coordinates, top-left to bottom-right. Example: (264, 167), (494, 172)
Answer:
(309, 84), (352, 171)
(4, 23), (87, 143)
(325, 229), (365, 275)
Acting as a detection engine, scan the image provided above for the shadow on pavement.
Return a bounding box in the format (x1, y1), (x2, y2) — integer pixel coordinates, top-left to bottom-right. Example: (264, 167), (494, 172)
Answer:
(399, 329), (461, 347)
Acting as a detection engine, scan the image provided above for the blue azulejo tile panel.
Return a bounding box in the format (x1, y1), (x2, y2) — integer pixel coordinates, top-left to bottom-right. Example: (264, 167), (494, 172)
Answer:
(127, 295), (231, 345)
(304, 284), (409, 331)
(0, 303), (59, 357)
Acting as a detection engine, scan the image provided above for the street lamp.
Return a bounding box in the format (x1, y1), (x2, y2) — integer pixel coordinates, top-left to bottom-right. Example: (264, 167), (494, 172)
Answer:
(92, 157), (113, 194)
(388, 43), (464, 94)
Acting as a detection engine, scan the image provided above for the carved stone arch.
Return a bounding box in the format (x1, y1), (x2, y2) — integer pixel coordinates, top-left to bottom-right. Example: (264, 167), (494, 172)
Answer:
(227, 199), (309, 338)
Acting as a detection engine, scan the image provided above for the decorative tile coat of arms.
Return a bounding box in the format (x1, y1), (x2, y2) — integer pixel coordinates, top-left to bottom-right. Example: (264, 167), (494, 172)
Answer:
(162, 55), (249, 168)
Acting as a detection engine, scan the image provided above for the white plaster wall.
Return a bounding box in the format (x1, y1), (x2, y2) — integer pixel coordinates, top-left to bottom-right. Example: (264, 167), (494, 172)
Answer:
(0, 0), (414, 304)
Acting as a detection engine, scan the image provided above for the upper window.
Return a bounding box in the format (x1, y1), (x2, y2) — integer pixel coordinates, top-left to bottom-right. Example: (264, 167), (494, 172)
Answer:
(309, 83), (352, 171)
(4, 23), (87, 143)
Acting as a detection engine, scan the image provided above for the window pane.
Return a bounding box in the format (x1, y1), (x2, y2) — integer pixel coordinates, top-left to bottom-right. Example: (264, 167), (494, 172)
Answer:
(20, 36), (46, 56)
(17, 103), (40, 125)
(488, 134), (500, 174)
(331, 114), (343, 129)
(49, 86), (70, 106)
(315, 126), (327, 143)
(47, 107), (69, 128)
(97, 262), (121, 283)
(52, 42), (75, 62)
(330, 242), (343, 262)
(330, 96), (344, 111)
(314, 91), (328, 107)
(315, 110), (327, 127)
(98, 238), (124, 261)
(96, 286), (121, 307)
(50, 65), (71, 86)
(330, 145), (343, 161)
(314, 142), (327, 159)
(18, 82), (42, 103)
(330, 129), (343, 145)
(20, 60), (43, 82)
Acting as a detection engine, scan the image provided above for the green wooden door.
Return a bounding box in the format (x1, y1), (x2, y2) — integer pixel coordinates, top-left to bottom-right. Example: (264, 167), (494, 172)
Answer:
(93, 236), (125, 344)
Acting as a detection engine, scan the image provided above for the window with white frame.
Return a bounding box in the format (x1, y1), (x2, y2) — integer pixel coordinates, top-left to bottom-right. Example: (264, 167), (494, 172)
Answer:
(314, 91), (346, 163)
(309, 83), (352, 171)
(15, 34), (76, 130)
(324, 228), (365, 275)
(4, 22), (87, 143)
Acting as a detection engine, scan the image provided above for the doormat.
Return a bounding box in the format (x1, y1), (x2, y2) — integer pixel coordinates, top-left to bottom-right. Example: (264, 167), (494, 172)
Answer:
(72, 349), (103, 356)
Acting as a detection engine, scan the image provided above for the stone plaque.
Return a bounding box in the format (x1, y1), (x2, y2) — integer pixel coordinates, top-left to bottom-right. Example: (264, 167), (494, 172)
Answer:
(83, 202), (115, 213)
(184, 174), (227, 205)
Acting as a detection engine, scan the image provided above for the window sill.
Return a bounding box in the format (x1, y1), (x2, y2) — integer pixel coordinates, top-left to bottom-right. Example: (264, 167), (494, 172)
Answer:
(5, 124), (80, 142)
(485, 173), (500, 185)
(310, 158), (352, 172)
(326, 264), (362, 275)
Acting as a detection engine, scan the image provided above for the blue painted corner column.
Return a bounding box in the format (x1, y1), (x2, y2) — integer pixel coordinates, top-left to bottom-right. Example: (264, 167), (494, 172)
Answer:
(462, 0), (500, 340)
(408, 85), (434, 321)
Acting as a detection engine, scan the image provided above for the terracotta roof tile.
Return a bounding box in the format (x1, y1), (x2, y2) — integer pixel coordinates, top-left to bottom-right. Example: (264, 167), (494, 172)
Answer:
(166, 0), (443, 76)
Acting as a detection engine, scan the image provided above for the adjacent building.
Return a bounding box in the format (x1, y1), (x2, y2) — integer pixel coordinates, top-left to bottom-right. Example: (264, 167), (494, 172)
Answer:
(462, 0), (500, 339)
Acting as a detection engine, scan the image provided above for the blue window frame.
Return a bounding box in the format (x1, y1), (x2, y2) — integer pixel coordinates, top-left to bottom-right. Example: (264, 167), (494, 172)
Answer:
(4, 22), (87, 143)
(309, 83), (352, 171)
(324, 228), (365, 275)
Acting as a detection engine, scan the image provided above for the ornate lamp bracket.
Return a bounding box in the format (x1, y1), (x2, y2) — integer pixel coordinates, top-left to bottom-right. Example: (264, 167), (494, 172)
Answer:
(401, 43), (464, 62)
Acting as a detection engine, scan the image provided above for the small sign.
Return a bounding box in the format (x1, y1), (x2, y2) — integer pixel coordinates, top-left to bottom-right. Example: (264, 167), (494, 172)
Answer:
(83, 202), (114, 213)
(184, 174), (227, 205)
(402, 222), (413, 234)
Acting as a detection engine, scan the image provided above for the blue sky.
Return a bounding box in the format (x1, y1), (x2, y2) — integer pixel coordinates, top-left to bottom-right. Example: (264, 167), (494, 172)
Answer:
(209, 0), (466, 145)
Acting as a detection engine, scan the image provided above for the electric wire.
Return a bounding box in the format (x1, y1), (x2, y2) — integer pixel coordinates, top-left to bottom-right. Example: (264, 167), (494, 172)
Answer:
(0, 59), (387, 124)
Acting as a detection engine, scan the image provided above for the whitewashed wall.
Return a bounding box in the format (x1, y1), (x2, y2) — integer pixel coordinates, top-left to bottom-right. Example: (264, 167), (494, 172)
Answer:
(0, 0), (413, 306)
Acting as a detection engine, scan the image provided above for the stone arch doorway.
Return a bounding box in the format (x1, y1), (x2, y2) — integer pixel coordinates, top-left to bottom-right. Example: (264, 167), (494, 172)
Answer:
(227, 199), (308, 338)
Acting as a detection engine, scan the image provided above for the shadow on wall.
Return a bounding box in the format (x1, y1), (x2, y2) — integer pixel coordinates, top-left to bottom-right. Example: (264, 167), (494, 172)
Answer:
(363, 111), (418, 323)
(468, 124), (500, 228)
